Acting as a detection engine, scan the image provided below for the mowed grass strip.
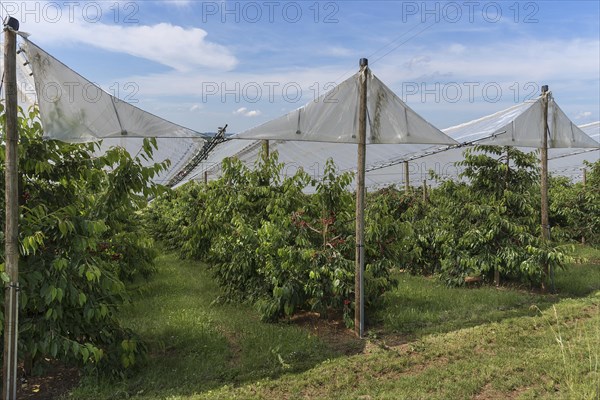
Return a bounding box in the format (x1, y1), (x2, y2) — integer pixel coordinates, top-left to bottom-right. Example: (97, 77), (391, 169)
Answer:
(198, 297), (600, 400)
(378, 245), (600, 339)
(68, 252), (342, 399)
(68, 246), (600, 399)
(196, 246), (600, 399)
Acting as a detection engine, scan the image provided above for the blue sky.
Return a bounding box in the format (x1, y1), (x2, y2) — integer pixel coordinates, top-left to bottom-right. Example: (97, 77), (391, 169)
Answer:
(2, 0), (599, 134)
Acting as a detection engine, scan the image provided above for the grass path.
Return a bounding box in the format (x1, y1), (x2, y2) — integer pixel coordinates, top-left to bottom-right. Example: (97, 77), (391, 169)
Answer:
(68, 247), (600, 399)
(70, 253), (352, 399)
(200, 298), (599, 399)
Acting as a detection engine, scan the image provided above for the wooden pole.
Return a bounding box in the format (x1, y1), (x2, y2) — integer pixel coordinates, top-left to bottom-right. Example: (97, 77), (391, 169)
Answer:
(422, 180), (427, 202)
(495, 147), (511, 287)
(404, 161), (410, 192)
(582, 167), (587, 244)
(540, 86), (551, 292)
(262, 139), (269, 161)
(355, 58), (368, 338)
(204, 171), (208, 184)
(260, 140), (270, 185)
(3, 17), (20, 400)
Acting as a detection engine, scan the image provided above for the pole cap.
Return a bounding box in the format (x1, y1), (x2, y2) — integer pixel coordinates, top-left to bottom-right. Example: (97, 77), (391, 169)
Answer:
(3, 16), (19, 31)
(541, 85), (549, 94)
(359, 58), (368, 67)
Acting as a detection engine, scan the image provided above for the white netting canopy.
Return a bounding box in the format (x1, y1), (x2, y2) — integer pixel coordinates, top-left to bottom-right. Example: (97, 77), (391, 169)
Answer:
(95, 137), (207, 186)
(22, 38), (208, 143)
(2, 37), (209, 186)
(362, 99), (599, 187)
(180, 94), (598, 190)
(546, 121), (600, 180)
(443, 97), (598, 148)
(4, 38), (598, 189)
(237, 69), (458, 146)
(177, 130), (598, 191)
(0, 46), (37, 108)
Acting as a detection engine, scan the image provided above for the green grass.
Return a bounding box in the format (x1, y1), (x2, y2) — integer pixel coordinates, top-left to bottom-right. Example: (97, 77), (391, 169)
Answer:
(67, 253), (346, 399)
(66, 246), (600, 399)
(199, 298), (599, 400)
(377, 273), (554, 337)
(554, 245), (600, 297)
(377, 245), (600, 339)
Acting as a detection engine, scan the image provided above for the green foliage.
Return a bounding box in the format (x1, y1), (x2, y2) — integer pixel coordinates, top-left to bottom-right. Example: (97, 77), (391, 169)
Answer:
(404, 146), (571, 286)
(255, 158), (357, 323)
(0, 105), (165, 376)
(550, 160), (600, 245)
(147, 154), (400, 327)
(148, 144), (580, 326)
(363, 188), (417, 310)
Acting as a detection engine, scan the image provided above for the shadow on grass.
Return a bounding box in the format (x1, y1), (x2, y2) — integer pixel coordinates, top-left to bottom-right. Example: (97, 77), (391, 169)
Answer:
(69, 246), (599, 399)
(374, 246), (600, 343)
(70, 252), (365, 400)
(553, 245), (600, 297)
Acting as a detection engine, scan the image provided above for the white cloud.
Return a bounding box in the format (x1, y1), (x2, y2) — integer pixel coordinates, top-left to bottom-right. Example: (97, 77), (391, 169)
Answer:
(323, 46), (354, 57)
(403, 55), (432, 71)
(575, 111), (592, 119)
(90, 23), (237, 72)
(447, 44), (466, 55)
(16, 2), (237, 72)
(165, 0), (192, 7)
(375, 38), (600, 84)
(234, 107), (261, 117)
(190, 104), (202, 112)
(115, 63), (346, 99)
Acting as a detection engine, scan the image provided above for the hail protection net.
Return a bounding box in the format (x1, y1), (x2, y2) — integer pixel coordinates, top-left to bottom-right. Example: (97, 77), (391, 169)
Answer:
(8, 37), (209, 186)
(0, 45), (37, 108)
(9, 37), (598, 189)
(547, 122), (600, 179)
(235, 69), (458, 146)
(191, 99), (598, 190)
(363, 101), (599, 187)
(22, 38), (207, 143)
(442, 96), (598, 149)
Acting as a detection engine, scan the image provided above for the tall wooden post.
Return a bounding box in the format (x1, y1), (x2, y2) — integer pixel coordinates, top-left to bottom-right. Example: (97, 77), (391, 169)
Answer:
(582, 167), (587, 244)
(3, 17), (20, 400)
(540, 85), (550, 291)
(495, 148), (511, 287)
(355, 58), (368, 338)
(204, 171), (208, 184)
(422, 180), (427, 202)
(404, 161), (410, 192)
(260, 140), (270, 185)
(262, 139), (269, 161)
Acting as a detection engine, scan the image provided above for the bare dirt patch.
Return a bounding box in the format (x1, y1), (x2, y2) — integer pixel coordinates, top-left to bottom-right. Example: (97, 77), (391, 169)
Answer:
(289, 311), (364, 355)
(472, 383), (531, 400)
(219, 328), (243, 366)
(17, 361), (80, 400)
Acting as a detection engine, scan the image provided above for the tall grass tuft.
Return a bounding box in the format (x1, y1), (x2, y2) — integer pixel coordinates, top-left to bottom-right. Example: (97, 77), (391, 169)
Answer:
(548, 303), (599, 399)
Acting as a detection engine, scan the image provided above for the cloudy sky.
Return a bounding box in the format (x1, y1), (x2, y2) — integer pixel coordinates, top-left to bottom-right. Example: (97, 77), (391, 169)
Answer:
(2, 0), (599, 134)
